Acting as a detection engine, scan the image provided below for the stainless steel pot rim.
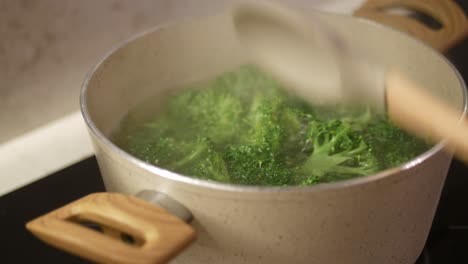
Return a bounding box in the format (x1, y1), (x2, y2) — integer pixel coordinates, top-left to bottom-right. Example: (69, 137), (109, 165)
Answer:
(80, 11), (468, 193)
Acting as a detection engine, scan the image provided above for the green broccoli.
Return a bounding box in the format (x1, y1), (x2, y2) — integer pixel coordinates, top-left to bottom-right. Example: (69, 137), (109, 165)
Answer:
(221, 92), (293, 186)
(137, 136), (231, 183)
(279, 106), (313, 165)
(363, 116), (431, 168)
(112, 64), (431, 187)
(116, 116), (172, 164)
(298, 119), (380, 184)
(223, 144), (292, 186)
(165, 87), (244, 145)
(243, 93), (284, 151)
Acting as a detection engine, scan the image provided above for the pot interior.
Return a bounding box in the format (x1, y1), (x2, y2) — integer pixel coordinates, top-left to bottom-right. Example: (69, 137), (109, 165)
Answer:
(82, 9), (466, 164)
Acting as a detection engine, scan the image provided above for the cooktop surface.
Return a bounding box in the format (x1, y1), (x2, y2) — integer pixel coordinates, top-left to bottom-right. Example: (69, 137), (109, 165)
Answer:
(1, 156), (467, 263)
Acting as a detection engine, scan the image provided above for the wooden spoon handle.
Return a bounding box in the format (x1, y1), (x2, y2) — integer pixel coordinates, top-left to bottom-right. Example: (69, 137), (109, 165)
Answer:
(386, 70), (468, 163)
(26, 192), (196, 264)
(354, 0), (468, 52)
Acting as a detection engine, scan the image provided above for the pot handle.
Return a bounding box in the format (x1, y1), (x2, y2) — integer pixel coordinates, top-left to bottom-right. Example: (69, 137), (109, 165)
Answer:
(26, 192), (196, 264)
(354, 0), (468, 52)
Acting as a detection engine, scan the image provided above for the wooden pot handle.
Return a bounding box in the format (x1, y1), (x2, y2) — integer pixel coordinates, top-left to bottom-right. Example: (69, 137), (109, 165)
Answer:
(26, 192), (196, 264)
(354, 0), (468, 52)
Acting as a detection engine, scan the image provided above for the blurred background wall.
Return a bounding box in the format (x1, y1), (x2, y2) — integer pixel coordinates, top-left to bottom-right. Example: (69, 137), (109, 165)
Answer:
(0, 0), (358, 143)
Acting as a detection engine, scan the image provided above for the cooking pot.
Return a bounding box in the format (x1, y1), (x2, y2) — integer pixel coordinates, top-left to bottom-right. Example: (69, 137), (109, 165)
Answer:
(26, 0), (468, 263)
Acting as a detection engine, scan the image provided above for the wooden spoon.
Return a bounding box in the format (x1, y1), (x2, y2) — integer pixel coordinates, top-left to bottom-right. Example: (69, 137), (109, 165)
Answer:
(231, 0), (468, 163)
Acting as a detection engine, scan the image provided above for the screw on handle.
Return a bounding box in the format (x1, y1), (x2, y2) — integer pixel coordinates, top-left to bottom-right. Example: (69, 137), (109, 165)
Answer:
(354, 0), (468, 52)
(26, 192), (196, 264)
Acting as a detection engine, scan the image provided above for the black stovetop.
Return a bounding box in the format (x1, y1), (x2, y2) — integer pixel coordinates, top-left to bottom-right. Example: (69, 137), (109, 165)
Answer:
(1, 156), (467, 263)
(2, 3), (468, 262)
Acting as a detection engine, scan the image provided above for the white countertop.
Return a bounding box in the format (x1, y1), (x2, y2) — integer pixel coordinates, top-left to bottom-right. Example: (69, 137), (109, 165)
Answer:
(0, 0), (364, 196)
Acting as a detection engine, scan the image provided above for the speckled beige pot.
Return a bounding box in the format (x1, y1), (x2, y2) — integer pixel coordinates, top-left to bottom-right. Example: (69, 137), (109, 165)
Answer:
(81, 11), (466, 264)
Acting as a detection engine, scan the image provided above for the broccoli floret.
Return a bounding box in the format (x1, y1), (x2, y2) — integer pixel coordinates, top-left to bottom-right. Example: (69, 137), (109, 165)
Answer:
(117, 116), (173, 164)
(363, 116), (431, 168)
(278, 106), (315, 143)
(299, 175), (321, 186)
(125, 134), (230, 183)
(143, 137), (185, 165)
(193, 151), (230, 183)
(340, 106), (373, 131)
(278, 106), (314, 168)
(222, 94), (291, 185)
(165, 86), (243, 145)
(113, 64), (431, 187)
(243, 93), (284, 152)
(166, 137), (230, 183)
(298, 119), (379, 184)
(223, 144), (292, 186)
